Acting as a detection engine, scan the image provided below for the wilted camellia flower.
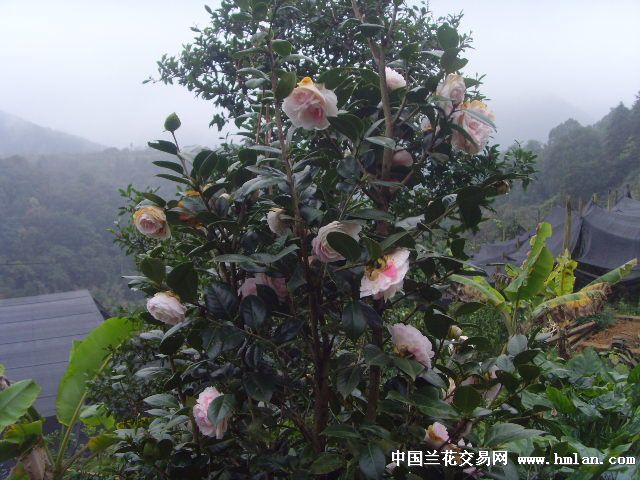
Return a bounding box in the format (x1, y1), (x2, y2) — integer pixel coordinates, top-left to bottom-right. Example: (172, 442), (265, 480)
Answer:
(360, 248), (410, 300)
(193, 387), (229, 439)
(448, 325), (463, 339)
(312, 221), (362, 263)
(133, 205), (171, 240)
(435, 73), (466, 116)
(238, 273), (288, 302)
(385, 67), (406, 91)
(424, 422), (450, 448)
(451, 100), (495, 155)
(391, 149), (413, 167)
(146, 292), (186, 325)
(388, 323), (435, 367)
(266, 207), (292, 236)
(282, 77), (338, 130)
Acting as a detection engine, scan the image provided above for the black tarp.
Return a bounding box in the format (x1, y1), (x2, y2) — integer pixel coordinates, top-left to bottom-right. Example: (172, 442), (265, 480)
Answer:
(473, 197), (640, 285)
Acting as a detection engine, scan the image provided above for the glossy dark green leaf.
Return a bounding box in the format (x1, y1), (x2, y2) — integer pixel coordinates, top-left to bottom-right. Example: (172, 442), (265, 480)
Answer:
(148, 140), (178, 155)
(393, 357), (424, 380)
(341, 301), (366, 340)
(358, 443), (385, 479)
(436, 24), (459, 49)
(484, 423), (545, 447)
(358, 23), (385, 38)
(240, 295), (268, 330)
(328, 114), (364, 143)
(207, 394), (235, 423)
(327, 231), (361, 262)
(323, 424), (361, 439)
(453, 385), (482, 412)
(274, 71), (297, 100)
(310, 453), (345, 474)
(336, 366), (362, 398)
(140, 257), (165, 284)
(153, 160), (184, 175)
(271, 39), (293, 56)
(205, 283), (239, 321)
(507, 334), (528, 356)
(159, 322), (187, 355)
(243, 373), (275, 402)
(166, 262), (198, 304)
(365, 136), (395, 150)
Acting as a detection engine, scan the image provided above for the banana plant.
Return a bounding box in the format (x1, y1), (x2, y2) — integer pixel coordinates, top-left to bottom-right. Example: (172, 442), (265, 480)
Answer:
(0, 316), (137, 480)
(450, 222), (636, 336)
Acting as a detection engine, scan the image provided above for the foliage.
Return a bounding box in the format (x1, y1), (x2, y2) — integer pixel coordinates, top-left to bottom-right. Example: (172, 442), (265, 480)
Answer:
(0, 317), (138, 479)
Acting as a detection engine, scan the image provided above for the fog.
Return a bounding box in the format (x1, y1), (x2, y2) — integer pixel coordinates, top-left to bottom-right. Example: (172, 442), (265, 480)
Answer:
(1, 0), (638, 149)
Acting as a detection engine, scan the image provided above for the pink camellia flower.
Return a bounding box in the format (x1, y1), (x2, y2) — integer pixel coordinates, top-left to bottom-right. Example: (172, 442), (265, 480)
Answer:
(435, 73), (466, 116)
(392, 150), (413, 167)
(484, 366), (501, 403)
(424, 422), (449, 448)
(451, 100), (495, 155)
(238, 273), (288, 302)
(266, 207), (291, 236)
(385, 67), (406, 91)
(133, 205), (171, 240)
(282, 77), (338, 130)
(312, 221), (362, 263)
(360, 248), (410, 300)
(389, 323), (435, 367)
(146, 292), (186, 325)
(193, 387), (229, 439)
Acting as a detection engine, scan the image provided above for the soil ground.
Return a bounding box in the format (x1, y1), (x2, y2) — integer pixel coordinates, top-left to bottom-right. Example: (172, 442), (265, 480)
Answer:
(576, 315), (640, 355)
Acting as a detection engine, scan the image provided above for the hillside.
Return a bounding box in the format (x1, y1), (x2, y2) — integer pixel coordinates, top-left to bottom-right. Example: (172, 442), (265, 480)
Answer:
(473, 93), (640, 247)
(0, 110), (106, 156)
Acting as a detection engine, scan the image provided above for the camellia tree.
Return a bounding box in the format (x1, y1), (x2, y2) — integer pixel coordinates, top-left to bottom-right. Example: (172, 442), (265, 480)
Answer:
(5, 1), (640, 480)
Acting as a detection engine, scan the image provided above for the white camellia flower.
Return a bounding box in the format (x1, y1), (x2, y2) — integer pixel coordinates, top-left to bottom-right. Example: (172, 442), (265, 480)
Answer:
(424, 422), (450, 448)
(311, 221), (362, 263)
(435, 73), (466, 116)
(392, 149), (413, 167)
(385, 67), (406, 91)
(193, 387), (229, 439)
(133, 205), (171, 240)
(360, 248), (410, 300)
(388, 323), (435, 367)
(146, 292), (186, 325)
(451, 100), (495, 155)
(282, 77), (338, 130)
(266, 207), (292, 236)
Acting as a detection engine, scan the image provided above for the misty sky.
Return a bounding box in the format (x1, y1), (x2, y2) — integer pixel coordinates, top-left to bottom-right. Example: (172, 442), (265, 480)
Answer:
(1, 0), (639, 149)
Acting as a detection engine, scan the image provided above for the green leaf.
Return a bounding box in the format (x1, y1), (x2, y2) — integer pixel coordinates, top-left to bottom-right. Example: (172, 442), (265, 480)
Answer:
(341, 301), (366, 340)
(140, 257), (165, 284)
(326, 231), (361, 262)
(204, 283), (239, 321)
(148, 140), (178, 155)
(484, 423), (545, 447)
(275, 71), (297, 100)
(280, 53), (315, 64)
(240, 295), (268, 330)
(504, 222), (554, 303)
(141, 192), (166, 207)
(143, 393), (179, 409)
(159, 321), (187, 355)
(453, 385), (482, 412)
(437, 24), (459, 49)
(336, 366), (362, 398)
(152, 160), (184, 175)
(87, 433), (118, 454)
(417, 399), (459, 420)
(363, 344), (390, 367)
(365, 136), (395, 150)
(166, 262), (198, 304)
(310, 453), (345, 475)
(323, 424), (361, 439)
(207, 394), (235, 423)
(507, 334), (528, 356)
(271, 39), (293, 56)
(358, 443), (385, 479)
(362, 237), (382, 261)
(393, 357), (424, 381)
(164, 112), (181, 132)
(629, 364), (640, 384)
(0, 381), (41, 431)
(379, 230), (414, 251)
(328, 114), (364, 143)
(587, 258), (637, 286)
(347, 209), (394, 222)
(236, 67), (269, 80)
(243, 373), (275, 402)
(56, 317), (137, 426)
(358, 23), (385, 37)
(546, 386), (576, 414)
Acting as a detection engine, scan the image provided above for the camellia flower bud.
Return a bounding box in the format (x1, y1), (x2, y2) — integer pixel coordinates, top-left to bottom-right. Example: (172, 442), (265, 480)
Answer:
(392, 149), (413, 167)
(266, 207), (292, 236)
(133, 205), (171, 240)
(385, 67), (406, 91)
(193, 387), (229, 439)
(448, 325), (463, 339)
(388, 323), (435, 367)
(164, 112), (181, 133)
(146, 292), (186, 325)
(282, 77), (338, 130)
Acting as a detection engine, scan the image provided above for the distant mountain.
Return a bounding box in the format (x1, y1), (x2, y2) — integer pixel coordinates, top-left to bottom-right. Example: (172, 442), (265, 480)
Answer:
(0, 111), (106, 156)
